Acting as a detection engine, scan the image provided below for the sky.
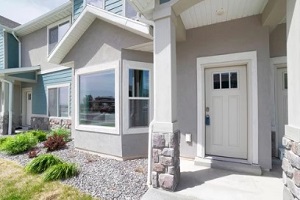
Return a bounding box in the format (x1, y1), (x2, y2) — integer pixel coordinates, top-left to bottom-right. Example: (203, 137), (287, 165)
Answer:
(0, 0), (69, 24)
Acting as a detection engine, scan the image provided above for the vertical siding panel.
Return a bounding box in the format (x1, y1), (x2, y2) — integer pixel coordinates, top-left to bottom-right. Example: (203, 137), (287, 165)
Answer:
(32, 69), (72, 115)
(7, 33), (19, 68)
(0, 29), (4, 69)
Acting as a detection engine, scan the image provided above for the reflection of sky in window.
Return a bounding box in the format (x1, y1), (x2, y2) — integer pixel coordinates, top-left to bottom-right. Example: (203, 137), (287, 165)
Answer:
(80, 70), (115, 102)
(59, 87), (68, 106)
(129, 69), (149, 97)
(87, 0), (104, 8)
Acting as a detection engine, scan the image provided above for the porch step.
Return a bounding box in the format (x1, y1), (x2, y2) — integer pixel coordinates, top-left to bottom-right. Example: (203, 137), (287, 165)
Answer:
(15, 126), (32, 134)
(194, 157), (262, 176)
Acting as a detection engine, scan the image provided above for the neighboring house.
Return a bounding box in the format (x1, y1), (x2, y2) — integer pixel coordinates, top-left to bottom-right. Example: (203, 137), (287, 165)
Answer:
(0, 0), (298, 193)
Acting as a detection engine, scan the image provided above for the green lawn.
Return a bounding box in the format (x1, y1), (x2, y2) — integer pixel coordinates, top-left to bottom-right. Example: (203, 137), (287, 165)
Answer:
(0, 158), (96, 200)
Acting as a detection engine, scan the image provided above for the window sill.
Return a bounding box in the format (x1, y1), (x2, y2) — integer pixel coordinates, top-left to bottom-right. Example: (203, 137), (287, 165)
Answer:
(75, 124), (118, 135)
(124, 127), (149, 135)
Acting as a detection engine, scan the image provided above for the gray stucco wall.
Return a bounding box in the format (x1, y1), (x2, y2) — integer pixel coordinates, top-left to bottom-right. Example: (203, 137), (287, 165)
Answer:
(121, 49), (153, 158)
(177, 15), (272, 169)
(21, 27), (59, 70)
(270, 23), (287, 58)
(63, 19), (151, 158)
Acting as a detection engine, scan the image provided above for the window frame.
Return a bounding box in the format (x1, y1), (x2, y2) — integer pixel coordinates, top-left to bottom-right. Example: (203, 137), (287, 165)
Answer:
(47, 17), (71, 55)
(75, 61), (120, 134)
(123, 60), (153, 134)
(46, 83), (71, 119)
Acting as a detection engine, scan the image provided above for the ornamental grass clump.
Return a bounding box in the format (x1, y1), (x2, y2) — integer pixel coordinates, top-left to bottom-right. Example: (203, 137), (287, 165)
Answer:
(50, 128), (71, 142)
(43, 163), (78, 181)
(25, 154), (63, 174)
(27, 130), (47, 142)
(0, 133), (38, 154)
(0, 137), (7, 150)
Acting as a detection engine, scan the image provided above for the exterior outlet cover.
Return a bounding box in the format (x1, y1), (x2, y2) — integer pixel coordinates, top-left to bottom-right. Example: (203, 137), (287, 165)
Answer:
(186, 133), (192, 142)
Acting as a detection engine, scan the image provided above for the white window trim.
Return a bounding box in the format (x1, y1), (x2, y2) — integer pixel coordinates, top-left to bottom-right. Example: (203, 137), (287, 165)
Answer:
(46, 83), (71, 119)
(47, 17), (71, 56)
(270, 56), (287, 157)
(75, 61), (120, 135)
(123, 60), (153, 134)
(21, 87), (32, 125)
(197, 51), (258, 165)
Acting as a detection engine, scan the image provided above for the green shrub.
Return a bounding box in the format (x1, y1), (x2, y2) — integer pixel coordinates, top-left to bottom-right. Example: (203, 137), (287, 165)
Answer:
(26, 130), (47, 142)
(25, 154), (63, 174)
(0, 137), (7, 150)
(43, 163), (78, 181)
(50, 128), (71, 142)
(44, 134), (66, 152)
(1, 133), (38, 154)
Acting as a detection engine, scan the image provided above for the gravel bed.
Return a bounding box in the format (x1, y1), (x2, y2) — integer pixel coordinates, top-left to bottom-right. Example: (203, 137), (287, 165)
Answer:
(0, 139), (148, 200)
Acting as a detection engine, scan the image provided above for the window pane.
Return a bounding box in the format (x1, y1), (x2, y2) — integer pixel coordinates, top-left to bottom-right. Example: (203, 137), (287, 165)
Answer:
(284, 73), (288, 89)
(125, 0), (137, 19)
(87, 0), (104, 8)
(59, 87), (69, 117)
(49, 27), (58, 53)
(230, 72), (238, 88)
(221, 73), (229, 89)
(129, 100), (149, 128)
(48, 88), (58, 117)
(58, 21), (70, 41)
(79, 70), (115, 127)
(213, 73), (220, 89)
(129, 69), (149, 97)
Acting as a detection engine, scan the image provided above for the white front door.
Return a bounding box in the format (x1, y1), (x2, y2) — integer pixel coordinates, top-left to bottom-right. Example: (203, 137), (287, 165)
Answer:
(276, 67), (288, 149)
(26, 91), (32, 125)
(205, 66), (248, 159)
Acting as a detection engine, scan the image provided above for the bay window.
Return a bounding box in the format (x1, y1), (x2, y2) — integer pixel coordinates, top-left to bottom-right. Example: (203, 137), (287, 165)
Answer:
(79, 69), (115, 127)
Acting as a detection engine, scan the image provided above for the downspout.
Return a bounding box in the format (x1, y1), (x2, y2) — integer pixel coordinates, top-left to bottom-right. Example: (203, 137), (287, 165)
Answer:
(12, 31), (21, 68)
(0, 79), (13, 135)
(147, 120), (155, 186)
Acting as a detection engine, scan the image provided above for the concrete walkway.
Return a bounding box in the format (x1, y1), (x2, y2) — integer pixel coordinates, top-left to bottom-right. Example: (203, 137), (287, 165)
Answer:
(142, 159), (283, 200)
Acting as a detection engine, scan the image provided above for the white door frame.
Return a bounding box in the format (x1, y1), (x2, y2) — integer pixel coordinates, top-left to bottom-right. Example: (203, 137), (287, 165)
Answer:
(22, 87), (32, 126)
(197, 51), (258, 165)
(271, 56), (287, 157)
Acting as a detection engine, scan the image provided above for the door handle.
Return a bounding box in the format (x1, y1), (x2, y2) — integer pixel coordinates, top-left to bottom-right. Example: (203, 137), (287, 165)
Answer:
(205, 114), (210, 126)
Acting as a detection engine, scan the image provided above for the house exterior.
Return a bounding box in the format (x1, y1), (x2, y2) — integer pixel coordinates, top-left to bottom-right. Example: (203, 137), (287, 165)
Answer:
(1, 0), (300, 197)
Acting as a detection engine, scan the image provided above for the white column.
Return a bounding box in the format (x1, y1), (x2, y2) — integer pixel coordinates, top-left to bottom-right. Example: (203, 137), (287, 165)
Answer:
(153, 10), (178, 133)
(286, 0), (300, 140)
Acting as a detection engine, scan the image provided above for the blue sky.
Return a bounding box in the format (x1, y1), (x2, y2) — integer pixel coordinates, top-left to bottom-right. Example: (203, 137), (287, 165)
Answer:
(0, 0), (69, 24)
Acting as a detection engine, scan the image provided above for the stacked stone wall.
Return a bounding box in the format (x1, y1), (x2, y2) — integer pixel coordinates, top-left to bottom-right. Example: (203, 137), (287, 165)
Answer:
(152, 130), (180, 191)
(282, 137), (300, 199)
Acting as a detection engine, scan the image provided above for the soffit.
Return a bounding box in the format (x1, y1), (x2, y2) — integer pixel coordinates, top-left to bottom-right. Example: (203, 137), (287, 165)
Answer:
(180, 0), (268, 29)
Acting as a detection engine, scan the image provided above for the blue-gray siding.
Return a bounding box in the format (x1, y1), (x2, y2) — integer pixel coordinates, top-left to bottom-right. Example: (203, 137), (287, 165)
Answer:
(160, 0), (170, 4)
(105, 0), (123, 15)
(73, 0), (84, 21)
(10, 72), (36, 80)
(31, 69), (72, 115)
(7, 33), (19, 68)
(0, 29), (4, 69)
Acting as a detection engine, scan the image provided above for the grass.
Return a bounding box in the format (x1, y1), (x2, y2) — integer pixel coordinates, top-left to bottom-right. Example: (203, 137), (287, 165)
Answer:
(0, 158), (95, 200)
(43, 163), (78, 181)
(27, 130), (47, 142)
(25, 154), (63, 174)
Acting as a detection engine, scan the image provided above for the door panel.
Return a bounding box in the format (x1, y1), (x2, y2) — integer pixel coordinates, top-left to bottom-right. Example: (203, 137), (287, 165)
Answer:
(205, 66), (247, 159)
(276, 67), (288, 150)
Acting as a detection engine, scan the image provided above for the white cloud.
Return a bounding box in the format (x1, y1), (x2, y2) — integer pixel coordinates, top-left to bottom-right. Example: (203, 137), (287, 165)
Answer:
(0, 0), (69, 24)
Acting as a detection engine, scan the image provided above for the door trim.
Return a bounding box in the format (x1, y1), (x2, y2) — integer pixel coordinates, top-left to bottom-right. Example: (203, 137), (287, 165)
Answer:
(271, 56), (287, 157)
(22, 87), (32, 126)
(197, 51), (258, 165)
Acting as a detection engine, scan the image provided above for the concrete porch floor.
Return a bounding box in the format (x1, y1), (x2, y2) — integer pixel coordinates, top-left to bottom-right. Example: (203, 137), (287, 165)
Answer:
(142, 159), (283, 200)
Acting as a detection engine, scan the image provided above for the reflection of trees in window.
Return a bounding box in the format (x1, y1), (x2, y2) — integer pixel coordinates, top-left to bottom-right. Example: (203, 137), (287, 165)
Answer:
(79, 70), (115, 127)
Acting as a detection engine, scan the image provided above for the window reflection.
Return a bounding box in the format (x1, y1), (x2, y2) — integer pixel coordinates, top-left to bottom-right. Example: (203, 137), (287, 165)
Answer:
(79, 70), (115, 127)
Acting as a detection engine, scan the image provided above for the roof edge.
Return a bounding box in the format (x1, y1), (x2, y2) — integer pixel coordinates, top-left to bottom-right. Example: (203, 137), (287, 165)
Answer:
(13, 1), (72, 34)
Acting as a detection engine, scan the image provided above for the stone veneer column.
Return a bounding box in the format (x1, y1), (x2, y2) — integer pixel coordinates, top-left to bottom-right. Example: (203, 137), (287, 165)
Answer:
(152, 5), (180, 191)
(152, 131), (180, 191)
(283, 0), (300, 199)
